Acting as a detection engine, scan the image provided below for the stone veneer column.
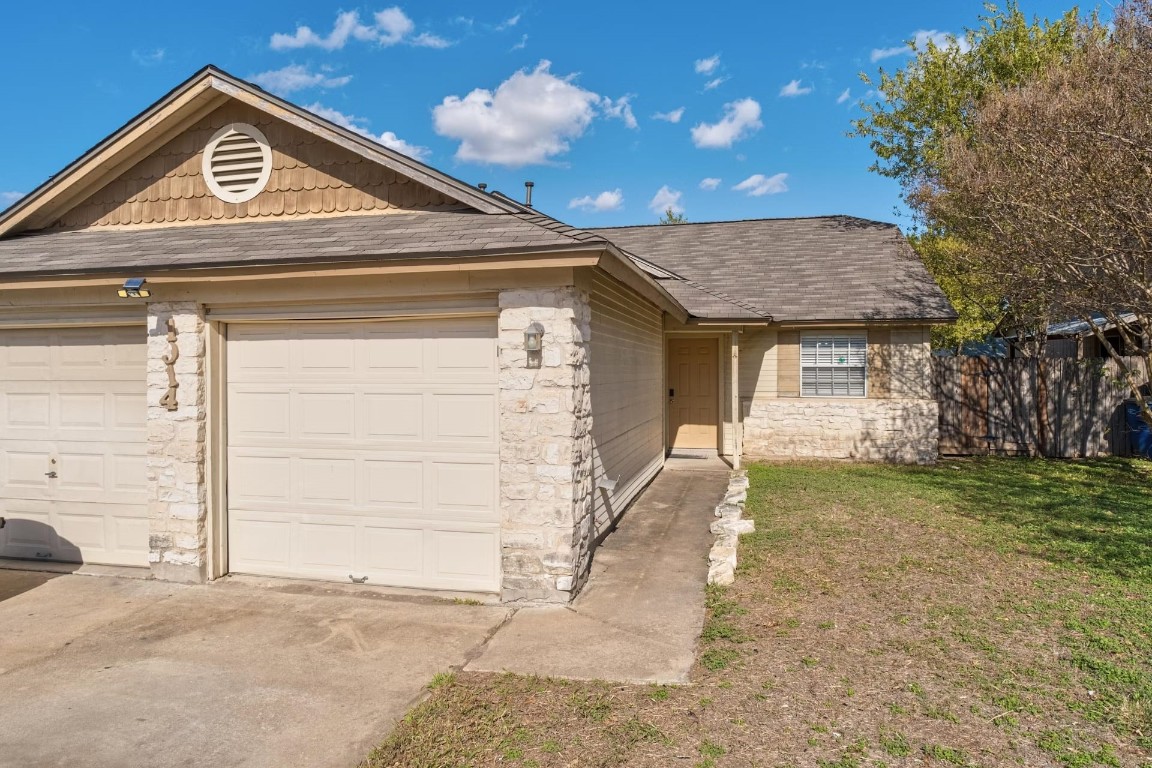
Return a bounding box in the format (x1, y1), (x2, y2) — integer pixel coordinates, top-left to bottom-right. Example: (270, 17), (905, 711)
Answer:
(497, 287), (594, 602)
(145, 302), (209, 583)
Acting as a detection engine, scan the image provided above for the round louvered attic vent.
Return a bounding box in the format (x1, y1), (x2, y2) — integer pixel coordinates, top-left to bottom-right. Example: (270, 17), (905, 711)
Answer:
(202, 123), (273, 204)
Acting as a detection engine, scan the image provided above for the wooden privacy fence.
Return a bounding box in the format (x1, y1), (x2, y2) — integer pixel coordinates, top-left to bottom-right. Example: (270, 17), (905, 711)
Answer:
(933, 356), (1149, 457)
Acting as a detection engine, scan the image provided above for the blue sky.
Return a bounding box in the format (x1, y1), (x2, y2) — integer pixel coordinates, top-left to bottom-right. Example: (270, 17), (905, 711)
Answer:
(0, 1), (1094, 228)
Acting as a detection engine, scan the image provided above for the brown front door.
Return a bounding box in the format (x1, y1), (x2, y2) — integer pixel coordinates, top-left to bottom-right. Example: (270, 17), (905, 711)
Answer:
(667, 338), (719, 450)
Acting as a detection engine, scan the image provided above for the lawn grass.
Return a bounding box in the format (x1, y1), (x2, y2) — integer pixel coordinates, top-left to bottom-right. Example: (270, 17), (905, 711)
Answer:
(364, 458), (1152, 768)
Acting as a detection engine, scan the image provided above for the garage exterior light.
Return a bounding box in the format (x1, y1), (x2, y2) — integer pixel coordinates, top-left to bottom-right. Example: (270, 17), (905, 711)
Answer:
(117, 278), (150, 299)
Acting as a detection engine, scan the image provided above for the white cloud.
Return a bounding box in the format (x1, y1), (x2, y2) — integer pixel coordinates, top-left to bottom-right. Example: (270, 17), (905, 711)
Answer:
(131, 48), (165, 66)
(306, 103), (430, 160)
(871, 29), (970, 62)
(432, 60), (602, 166)
(699, 178), (721, 191)
(250, 65), (352, 94)
(377, 131), (431, 159)
(510, 33), (528, 51)
(601, 95), (638, 129)
(703, 77), (728, 91)
(733, 173), (789, 196)
(497, 13), (521, 30)
(270, 8), (450, 51)
(569, 188), (624, 212)
(1, 191), (24, 206)
(648, 185), (683, 216)
(779, 79), (812, 97)
(653, 107), (685, 123)
(837, 88), (851, 104)
(690, 98), (762, 149)
(411, 31), (451, 48)
(695, 55), (720, 75)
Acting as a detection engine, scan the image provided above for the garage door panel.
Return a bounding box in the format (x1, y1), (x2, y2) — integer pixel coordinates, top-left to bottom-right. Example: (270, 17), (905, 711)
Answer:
(0, 504), (55, 559)
(228, 389), (291, 438)
(431, 462), (498, 515)
(5, 392), (51, 427)
(364, 392), (424, 441)
(433, 529), (499, 583)
(430, 327), (497, 377)
(4, 450), (53, 494)
(364, 329), (423, 373)
(363, 459), (423, 508)
(296, 392), (356, 439)
(298, 458), (357, 505)
(229, 453), (293, 503)
(112, 392), (147, 429)
(431, 394), (496, 443)
(297, 523), (356, 568)
(230, 518), (293, 569)
(227, 318), (500, 591)
(359, 526), (424, 578)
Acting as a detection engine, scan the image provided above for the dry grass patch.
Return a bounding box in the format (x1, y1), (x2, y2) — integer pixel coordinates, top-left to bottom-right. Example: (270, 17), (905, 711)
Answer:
(365, 458), (1152, 768)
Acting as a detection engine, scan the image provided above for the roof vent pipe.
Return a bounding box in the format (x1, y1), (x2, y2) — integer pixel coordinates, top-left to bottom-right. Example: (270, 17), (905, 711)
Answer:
(477, 183), (487, 191)
(524, 181), (534, 208)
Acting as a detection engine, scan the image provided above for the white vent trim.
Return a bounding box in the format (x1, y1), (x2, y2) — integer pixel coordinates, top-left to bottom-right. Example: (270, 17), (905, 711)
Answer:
(202, 123), (273, 204)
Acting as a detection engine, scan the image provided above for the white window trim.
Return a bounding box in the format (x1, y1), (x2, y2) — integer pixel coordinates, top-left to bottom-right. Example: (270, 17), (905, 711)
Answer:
(202, 123), (273, 204)
(800, 332), (869, 398)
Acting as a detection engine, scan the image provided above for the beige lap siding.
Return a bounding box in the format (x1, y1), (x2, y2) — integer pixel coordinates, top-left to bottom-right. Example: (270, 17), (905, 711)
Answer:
(588, 269), (664, 537)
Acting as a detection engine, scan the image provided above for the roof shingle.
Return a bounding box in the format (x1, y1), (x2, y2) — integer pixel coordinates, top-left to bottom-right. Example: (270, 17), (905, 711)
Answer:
(592, 216), (956, 322)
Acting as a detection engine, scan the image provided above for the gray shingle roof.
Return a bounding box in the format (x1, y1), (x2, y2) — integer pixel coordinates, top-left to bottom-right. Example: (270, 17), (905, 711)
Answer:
(0, 210), (606, 276)
(592, 216), (957, 322)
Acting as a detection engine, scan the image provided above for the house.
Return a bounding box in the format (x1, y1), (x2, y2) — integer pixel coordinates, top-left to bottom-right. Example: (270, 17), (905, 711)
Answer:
(0, 67), (956, 602)
(1005, 312), (1147, 359)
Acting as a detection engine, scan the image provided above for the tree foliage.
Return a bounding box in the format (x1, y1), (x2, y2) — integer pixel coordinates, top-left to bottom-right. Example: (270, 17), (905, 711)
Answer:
(925, 0), (1152, 425)
(851, 3), (1103, 351)
(657, 208), (686, 225)
(852, 2), (1096, 200)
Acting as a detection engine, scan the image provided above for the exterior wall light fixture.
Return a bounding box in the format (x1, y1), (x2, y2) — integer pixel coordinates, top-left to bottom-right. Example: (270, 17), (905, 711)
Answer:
(117, 277), (150, 299)
(524, 322), (544, 368)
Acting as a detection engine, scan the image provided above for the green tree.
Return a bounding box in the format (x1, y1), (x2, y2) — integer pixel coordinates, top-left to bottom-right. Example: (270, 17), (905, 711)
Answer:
(852, 2), (1095, 198)
(926, 0), (1152, 427)
(658, 208), (686, 225)
(851, 2), (1102, 349)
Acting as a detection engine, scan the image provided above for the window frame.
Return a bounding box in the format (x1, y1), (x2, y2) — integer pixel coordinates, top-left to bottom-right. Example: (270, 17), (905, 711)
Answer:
(799, 332), (869, 398)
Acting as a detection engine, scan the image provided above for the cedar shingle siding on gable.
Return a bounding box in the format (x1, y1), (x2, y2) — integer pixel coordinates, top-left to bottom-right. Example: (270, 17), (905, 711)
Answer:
(49, 102), (461, 231)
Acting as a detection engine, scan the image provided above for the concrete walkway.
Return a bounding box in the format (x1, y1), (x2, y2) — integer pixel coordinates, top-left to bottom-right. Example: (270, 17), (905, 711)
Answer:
(466, 467), (730, 684)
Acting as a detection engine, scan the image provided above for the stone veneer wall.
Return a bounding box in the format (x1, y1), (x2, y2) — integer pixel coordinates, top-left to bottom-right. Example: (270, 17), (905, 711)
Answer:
(497, 287), (594, 603)
(743, 398), (939, 465)
(146, 302), (209, 582)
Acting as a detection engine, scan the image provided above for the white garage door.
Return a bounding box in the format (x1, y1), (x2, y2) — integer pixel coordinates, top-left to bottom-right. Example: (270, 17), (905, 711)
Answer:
(0, 326), (149, 566)
(226, 317), (500, 592)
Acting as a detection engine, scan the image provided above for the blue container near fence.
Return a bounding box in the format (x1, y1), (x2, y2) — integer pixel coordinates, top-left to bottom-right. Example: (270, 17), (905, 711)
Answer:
(1125, 399), (1152, 458)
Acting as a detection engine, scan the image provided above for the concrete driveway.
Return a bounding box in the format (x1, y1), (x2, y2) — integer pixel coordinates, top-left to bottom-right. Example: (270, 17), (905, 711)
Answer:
(0, 571), (509, 768)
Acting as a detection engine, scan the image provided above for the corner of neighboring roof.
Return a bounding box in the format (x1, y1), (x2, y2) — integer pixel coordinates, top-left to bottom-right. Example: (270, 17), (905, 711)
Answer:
(0, 63), (518, 238)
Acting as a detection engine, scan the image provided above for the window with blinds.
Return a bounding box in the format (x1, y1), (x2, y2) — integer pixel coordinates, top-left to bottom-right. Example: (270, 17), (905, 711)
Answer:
(800, 334), (867, 397)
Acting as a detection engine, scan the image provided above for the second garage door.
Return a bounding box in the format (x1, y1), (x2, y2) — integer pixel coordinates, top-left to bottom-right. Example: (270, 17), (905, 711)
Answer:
(225, 317), (500, 592)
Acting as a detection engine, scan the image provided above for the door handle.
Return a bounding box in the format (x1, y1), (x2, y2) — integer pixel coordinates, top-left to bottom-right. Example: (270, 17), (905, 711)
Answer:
(45, 471), (57, 479)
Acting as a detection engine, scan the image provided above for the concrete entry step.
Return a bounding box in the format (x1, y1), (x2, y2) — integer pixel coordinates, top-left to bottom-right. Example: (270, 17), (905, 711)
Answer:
(466, 468), (730, 683)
